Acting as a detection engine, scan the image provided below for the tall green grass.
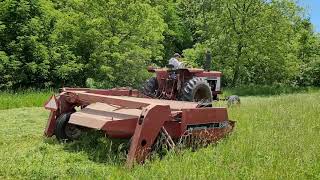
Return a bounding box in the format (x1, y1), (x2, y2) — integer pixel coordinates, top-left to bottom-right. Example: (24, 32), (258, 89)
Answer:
(0, 91), (319, 179)
(0, 90), (53, 110)
(223, 85), (318, 97)
(0, 86), (318, 110)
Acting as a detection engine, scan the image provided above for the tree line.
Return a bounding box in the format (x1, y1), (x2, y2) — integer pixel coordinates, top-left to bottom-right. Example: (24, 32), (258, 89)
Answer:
(0, 0), (319, 90)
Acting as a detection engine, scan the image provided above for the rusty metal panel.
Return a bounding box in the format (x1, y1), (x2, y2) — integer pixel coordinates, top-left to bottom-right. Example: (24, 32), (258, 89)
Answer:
(65, 91), (198, 110)
(83, 103), (142, 118)
(102, 119), (138, 138)
(69, 112), (109, 129)
(106, 95), (198, 110)
(126, 104), (171, 167)
(69, 103), (141, 129)
(84, 102), (118, 111)
(69, 92), (150, 109)
(114, 108), (142, 116)
(180, 107), (229, 132)
(63, 87), (140, 96)
(182, 107), (228, 124)
(44, 110), (57, 137)
(44, 95), (58, 111)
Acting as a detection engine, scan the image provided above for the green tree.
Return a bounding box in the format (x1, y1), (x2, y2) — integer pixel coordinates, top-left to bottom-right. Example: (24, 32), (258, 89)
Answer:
(51, 0), (166, 88)
(0, 0), (57, 89)
(0, 0), (319, 90)
(182, 0), (315, 87)
(0, 0), (166, 89)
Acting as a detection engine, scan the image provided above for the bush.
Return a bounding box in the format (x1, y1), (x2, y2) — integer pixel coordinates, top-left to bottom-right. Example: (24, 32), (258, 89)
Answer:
(298, 57), (320, 86)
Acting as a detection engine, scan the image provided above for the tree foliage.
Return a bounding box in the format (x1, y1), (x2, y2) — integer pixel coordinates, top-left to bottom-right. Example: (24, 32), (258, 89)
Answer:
(0, 0), (319, 89)
(0, 0), (165, 89)
(181, 0), (320, 86)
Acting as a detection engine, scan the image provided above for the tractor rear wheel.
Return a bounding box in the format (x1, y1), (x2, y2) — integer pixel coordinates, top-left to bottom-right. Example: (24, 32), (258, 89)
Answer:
(181, 77), (212, 102)
(55, 112), (82, 141)
(143, 77), (158, 97)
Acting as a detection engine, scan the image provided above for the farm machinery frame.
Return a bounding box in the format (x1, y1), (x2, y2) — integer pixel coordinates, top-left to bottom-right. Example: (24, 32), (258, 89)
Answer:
(44, 88), (235, 167)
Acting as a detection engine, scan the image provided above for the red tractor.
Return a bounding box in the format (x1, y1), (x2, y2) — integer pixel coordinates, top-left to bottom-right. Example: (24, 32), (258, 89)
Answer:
(143, 65), (222, 102)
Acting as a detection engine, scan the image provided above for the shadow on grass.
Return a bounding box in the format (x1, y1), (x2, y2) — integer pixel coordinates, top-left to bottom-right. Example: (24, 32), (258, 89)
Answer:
(42, 130), (237, 166)
(223, 85), (317, 97)
(44, 131), (130, 165)
(58, 131), (171, 165)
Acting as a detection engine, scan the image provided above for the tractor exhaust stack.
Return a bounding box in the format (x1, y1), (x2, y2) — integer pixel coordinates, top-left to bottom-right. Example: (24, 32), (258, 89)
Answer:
(204, 49), (212, 71)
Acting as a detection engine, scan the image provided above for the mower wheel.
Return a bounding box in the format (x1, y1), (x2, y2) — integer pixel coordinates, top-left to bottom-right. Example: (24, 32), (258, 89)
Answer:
(143, 77), (158, 97)
(181, 77), (212, 102)
(55, 112), (81, 141)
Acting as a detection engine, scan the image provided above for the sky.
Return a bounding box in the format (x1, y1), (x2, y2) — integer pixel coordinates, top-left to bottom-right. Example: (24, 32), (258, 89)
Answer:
(299, 0), (320, 32)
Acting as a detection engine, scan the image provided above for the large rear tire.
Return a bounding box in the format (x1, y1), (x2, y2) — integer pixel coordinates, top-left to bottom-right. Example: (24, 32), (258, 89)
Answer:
(181, 77), (212, 102)
(142, 77), (158, 97)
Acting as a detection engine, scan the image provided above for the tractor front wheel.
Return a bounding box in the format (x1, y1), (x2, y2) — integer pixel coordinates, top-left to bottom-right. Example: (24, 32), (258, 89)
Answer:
(55, 112), (82, 141)
(181, 77), (212, 102)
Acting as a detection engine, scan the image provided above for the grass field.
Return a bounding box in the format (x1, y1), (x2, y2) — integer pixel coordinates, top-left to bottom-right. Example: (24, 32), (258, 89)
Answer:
(0, 91), (320, 179)
(0, 85), (316, 110)
(0, 90), (52, 110)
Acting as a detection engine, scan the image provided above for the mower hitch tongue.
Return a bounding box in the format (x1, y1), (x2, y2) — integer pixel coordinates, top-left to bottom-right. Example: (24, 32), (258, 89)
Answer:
(44, 87), (235, 167)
